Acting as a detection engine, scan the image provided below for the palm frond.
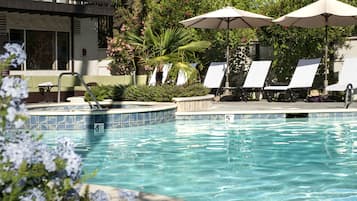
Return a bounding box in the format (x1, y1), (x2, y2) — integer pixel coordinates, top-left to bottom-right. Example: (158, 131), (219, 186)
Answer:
(173, 62), (198, 82)
(178, 41), (211, 52)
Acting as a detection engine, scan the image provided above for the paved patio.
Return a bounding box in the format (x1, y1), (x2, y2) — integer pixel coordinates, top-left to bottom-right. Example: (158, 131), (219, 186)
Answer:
(177, 100), (357, 115)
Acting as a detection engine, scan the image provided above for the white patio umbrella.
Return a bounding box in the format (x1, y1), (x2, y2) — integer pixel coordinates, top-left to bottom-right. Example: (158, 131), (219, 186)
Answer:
(274, 0), (357, 93)
(179, 6), (272, 92)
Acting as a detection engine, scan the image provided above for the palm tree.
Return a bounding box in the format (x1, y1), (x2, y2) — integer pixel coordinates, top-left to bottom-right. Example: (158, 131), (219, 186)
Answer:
(127, 27), (211, 84)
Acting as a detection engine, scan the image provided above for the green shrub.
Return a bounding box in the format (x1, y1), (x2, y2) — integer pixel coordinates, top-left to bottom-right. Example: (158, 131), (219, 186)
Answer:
(112, 84), (127, 101)
(175, 84), (210, 97)
(84, 85), (114, 101)
(123, 84), (209, 102)
(85, 83), (209, 102)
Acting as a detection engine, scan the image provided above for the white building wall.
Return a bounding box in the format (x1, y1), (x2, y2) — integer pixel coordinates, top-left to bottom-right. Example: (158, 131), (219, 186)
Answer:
(73, 17), (110, 76)
(6, 13), (110, 76)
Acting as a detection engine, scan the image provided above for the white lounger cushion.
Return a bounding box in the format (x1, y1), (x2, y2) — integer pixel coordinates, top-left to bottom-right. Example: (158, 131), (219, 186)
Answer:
(148, 63), (173, 86)
(264, 58), (320, 90)
(326, 58), (357, 91)
(176, 63), (198, 86)
(203, 62), (227, 88)
(242, 60), (272, 89)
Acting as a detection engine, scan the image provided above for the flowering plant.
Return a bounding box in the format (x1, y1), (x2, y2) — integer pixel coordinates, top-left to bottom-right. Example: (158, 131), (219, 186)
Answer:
(0, 43), (108, 201)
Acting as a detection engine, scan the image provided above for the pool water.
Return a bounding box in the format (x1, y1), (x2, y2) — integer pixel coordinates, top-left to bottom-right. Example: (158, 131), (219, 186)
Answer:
(42, 118), (357, 201)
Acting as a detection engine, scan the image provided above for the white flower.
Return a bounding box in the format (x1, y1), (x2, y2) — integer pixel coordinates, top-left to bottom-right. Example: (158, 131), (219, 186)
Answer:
(90, 190), (109, 201)
(0, 77), (28, 128)
(6, 106), (16, 122)
(3, 186), (12, 193)
(0, 77), (28, 99)
(2, 141), (32, 169)
(37, 145), (57, 172)
(13, 119), (25, 128)
(119, 189), (138, 201)
(3, 43), (26, 67)
(19, 188), (46, 201)
(56, 137), (82, 180)
(1, 133), (37, 169)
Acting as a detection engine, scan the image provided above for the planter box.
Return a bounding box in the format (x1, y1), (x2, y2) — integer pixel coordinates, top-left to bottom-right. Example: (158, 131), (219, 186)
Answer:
(173, 94), (214, 112)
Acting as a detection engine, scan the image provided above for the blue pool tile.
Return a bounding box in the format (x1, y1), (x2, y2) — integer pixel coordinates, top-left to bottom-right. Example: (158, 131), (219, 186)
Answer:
(107, 114), (115, 124)
(48, 116), (57, 125)
(40, 124), (48, 130)
(39, 116), (47, 124)
(121, 114), (130, 123)
(57, 116), (65, 124)
(66, 116), (74, 124)
(116, 114), (122, 123)
(129, 113), (138, 122)
(30, 116), (39, 124)
(48, 124), (57, 130)
(57, 124), (66, 130)
(65, 124), (74, 130)
(75, 115), (84, 122)
(137, 113), (144, 121)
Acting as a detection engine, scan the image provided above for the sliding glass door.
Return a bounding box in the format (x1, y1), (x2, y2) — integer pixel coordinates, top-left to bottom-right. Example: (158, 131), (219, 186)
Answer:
(9, 29), (70, 71)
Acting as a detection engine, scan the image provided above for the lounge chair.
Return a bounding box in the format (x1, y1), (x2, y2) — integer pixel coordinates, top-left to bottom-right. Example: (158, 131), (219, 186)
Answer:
(176, 63), (198, 86)
(148, 63), (172, 86)
(203, 62), (227, 93)
(264, 58), (321, 102)
(326, 58), (357, 108)
(240, 60), (272, 101)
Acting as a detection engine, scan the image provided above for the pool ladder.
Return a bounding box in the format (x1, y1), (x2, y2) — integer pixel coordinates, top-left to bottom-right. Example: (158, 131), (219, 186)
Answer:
(57, 72), (102, 110)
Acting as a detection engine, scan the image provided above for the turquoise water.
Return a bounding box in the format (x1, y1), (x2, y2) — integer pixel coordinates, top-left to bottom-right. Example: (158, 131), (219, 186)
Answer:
(43, 118), (357, 201)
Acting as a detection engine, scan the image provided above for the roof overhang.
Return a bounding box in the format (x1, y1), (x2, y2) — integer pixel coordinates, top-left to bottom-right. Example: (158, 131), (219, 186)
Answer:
(0, 0), (114, 17)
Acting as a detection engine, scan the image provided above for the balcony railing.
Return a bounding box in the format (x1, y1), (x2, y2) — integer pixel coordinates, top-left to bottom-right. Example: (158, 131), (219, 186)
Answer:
(36, 0), (112, 7)
(0, 0), (114, 17)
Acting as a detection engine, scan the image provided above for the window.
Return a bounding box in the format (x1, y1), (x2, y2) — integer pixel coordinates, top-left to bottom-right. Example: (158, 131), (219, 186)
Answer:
(9, 29), (24, 70)
(57, 32), (70, 70)
(26, 30), (55, 70)
(98, 16), (113, 48)
(9, 29), (70, 71)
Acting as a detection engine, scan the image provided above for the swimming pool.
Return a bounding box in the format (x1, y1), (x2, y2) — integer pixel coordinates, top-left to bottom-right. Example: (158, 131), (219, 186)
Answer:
(42, 117), (357, 201)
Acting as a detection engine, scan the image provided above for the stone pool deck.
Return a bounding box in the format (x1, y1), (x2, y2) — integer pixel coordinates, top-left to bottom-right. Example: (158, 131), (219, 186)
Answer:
(175, 100), (357, 120)
(176, 100), (357, 114)
(205, 100), (356, 112)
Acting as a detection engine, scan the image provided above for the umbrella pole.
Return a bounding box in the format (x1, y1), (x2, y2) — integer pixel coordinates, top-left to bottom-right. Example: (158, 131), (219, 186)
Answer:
(224, 19), (230, 94)
(323, 22), (329, 95)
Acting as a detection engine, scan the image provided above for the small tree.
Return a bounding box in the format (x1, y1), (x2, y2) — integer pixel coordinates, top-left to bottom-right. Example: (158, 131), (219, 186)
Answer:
(126, 27), (211, 84)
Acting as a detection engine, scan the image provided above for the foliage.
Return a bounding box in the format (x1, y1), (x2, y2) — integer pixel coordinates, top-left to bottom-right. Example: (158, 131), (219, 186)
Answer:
(86, 83), (209, 102)
(257, 0), (354, 86)
(107, 0), (147, 75)
(0, 43), (109, 201)
(123, 84), (210, 102)
(110, 0), (356, 89)
(107, 36), (136, 75)
(126, 26), (211, 83)
(84, 85), (114, 101)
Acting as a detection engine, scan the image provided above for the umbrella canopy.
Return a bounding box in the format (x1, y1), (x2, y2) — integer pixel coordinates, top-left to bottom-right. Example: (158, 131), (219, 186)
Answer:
(180, 6), (273, 29)
(180, 6), (272, 92)
(274, 0), (357, 93)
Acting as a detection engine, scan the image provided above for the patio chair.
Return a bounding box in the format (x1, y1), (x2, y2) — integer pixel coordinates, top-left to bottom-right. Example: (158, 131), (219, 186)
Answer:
(203, 62), (227, 94)
(240, 60), (272, 101)
(176, 63), (198, 86)
(264, 58), (321, 102)
(326, 58), (357, 108)
(148, 63), (172, 86)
